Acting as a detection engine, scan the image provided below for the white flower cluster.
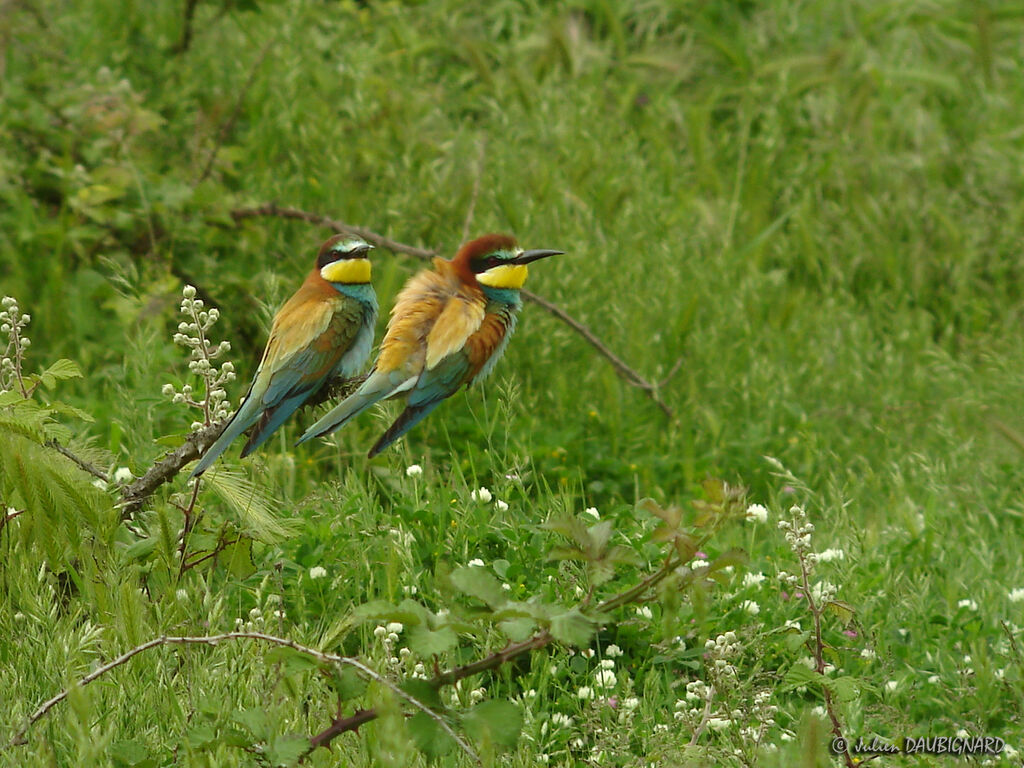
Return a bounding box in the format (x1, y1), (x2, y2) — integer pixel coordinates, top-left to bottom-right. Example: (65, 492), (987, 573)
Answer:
(468, 485), (509, 510)
(778, 505), (814, 557)
(745, 503), (769, 523)
(0, 296), (30, 393)
(162, 285), (236, 427)
(373, 621), (407, 667)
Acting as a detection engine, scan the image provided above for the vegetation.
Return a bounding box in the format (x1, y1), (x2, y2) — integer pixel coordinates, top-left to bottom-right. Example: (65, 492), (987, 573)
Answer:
(2, 0), (1023, 765)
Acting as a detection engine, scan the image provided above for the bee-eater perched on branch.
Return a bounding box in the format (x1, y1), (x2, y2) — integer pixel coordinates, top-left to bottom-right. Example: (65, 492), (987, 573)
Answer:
(298, 233), (562, 457)
(190, 235), (378, 477)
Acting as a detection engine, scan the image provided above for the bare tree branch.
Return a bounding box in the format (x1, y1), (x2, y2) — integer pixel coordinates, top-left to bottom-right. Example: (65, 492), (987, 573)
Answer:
(229, 203), (679, 417)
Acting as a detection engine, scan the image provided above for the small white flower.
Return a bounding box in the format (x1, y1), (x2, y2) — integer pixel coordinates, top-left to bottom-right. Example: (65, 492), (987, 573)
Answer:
(467, 558), (485, 567)
(577, 686), (594, 700)
(386, 622), (404, 634)
(690, 559), (709, 570)
(471, 487), (492, 503)
(955, 728), (969, 739)
(308, 566), (327, 580)
(501, 583), (511, 591)
(636, 606), (653, 620)
(745, 503), (769, 523)
(581, 648), (595, 659)
(496, 500), (509, 511)
(957, 598), (978, 611)
(583, 507), (600, 520)
(594, 670), (617, 688)
(550, 713), (573, 728)
(600, 659), (615, 669)
(176, 589), (188, 601)
(885, 680), (899, 692)
(707, 717), (732, 731)
(741, 600), (760, 615)
(742, 572), (766, 587)
(605, 644), (623, 657)
(811, 706), (826, 717)
(860, 648), (876, 660)
(373, 625), (387, 638)
(818, 548), (845, 562)
(1008, 587), (1024, 603)
(927, 674), (940, 683)
(621, 697), (640, 711)
(405, 464), (423, 477)
(783, 619), (802, 630)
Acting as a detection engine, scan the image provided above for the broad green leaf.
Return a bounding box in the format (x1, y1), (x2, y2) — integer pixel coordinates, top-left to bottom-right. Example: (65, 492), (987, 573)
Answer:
(826, 599), (856, 626)
(220, 537), (256, 579)
(265, 734), (309, 766)
(462, 700), (522, 749)
(781, 662), (824, 691)
(108, 740), (150, 767)
(827, 675), (860, 703)
(407, 624), (458, 657)
(184, 723), (217, 749)
(332, 666), (367, 701)
(549, 608), (596, 646)
(232, 707), (269, 740)
(637, 497), (681, 528)
(499, 617), (536, 641)
(41, 359), (83, 383)
(401, 678), (444, 709)
(121, 537), (157, 560)
(408, 711), (455, 759)
(450, 565), (506, 608)
(588, 519), (614, 552)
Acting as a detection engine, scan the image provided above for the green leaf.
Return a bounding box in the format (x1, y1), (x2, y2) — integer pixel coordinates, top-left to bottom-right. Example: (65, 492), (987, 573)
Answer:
(407, 624), (458, 657)
(781, 662), (825, 691)
(637, 497), (681, 528)
(121, 537), (157, 560)
(450, 565), (506, 608)
(827, 675), (860, 703)
(184, 723), (217, 749)
(462, 700), (522, 749)
(109, 740), (151, 767)
(549, 608), (596, 646)
(265, 734), (309, 766)
(707, 548), (748, 573)
(41, 358), (83, 384)
(499, 617), (536, 641)
(588, 519), (614, 552)
(220, 537), (256, 579)
(783, 630), (812, 652)
(264, 646), (322, 674)
(401, 678), (444, 710)
(331, 666), (367, 701)
(408, 711), (455, 759)
(826, 599), (856, 626)
(232, 707), (269, 740)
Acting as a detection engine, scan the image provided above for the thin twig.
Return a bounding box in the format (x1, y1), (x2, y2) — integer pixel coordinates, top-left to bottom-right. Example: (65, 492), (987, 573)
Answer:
(195, 37), (276, 185)
(172, 0), (201, 54)
(9, 632), (478, 763)
(44, 440), (110, 483)
(229, 204), (678, 417)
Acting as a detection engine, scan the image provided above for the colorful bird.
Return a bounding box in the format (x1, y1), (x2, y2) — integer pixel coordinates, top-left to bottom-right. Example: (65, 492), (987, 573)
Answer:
(298, 233), (562, 457)
(190, 235), (378, 477)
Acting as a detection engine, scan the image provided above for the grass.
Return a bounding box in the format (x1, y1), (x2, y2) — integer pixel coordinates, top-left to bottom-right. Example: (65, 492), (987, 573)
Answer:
(2, 0), (1024, 765)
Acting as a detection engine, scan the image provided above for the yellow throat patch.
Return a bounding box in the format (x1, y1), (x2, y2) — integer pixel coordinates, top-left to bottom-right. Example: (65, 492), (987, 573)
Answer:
(477, 263), (528, 290)
(321, 258), (371, 284)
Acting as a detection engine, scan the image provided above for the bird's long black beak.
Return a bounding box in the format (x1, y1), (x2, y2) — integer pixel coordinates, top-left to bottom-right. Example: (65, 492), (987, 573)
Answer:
(514, 249), (563, 265)
(349, 243), (375, 258)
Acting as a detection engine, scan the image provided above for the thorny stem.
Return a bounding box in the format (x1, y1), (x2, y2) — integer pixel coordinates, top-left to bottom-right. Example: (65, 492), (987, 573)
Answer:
(797, 548), (855, 768)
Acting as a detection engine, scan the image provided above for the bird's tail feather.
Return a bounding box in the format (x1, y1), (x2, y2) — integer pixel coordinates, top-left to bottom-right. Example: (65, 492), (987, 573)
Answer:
(239, 390), (309, 458)
(297, 371), (406, 444)
(367, 401), (442, 458)
(189, 399), (260, 478)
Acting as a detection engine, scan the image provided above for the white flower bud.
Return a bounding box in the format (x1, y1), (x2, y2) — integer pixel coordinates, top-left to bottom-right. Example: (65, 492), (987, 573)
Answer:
(182, 285), (197, 299)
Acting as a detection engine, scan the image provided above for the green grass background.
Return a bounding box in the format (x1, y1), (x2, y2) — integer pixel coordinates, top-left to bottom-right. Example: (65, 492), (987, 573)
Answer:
(1, 0), (1023, 765)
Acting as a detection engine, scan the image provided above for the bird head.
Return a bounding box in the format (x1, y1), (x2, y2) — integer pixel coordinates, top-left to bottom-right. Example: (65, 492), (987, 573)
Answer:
(454, 234), (563, 290)
(317, 235), (375, 284)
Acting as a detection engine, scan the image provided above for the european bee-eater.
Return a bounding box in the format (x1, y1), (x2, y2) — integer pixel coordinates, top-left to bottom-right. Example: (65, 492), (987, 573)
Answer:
(297, 233), (562, 457)
(190, 235), (378, 477)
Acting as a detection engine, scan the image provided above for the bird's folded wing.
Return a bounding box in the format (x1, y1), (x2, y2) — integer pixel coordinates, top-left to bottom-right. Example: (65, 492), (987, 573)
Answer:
(257, 297), (355, 408)
(424, 296), (485, 370)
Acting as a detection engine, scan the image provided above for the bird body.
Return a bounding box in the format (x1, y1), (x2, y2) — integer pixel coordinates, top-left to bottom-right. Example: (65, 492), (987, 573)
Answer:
(190, 235), (377, 477)
(298, 233), (561, 457)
